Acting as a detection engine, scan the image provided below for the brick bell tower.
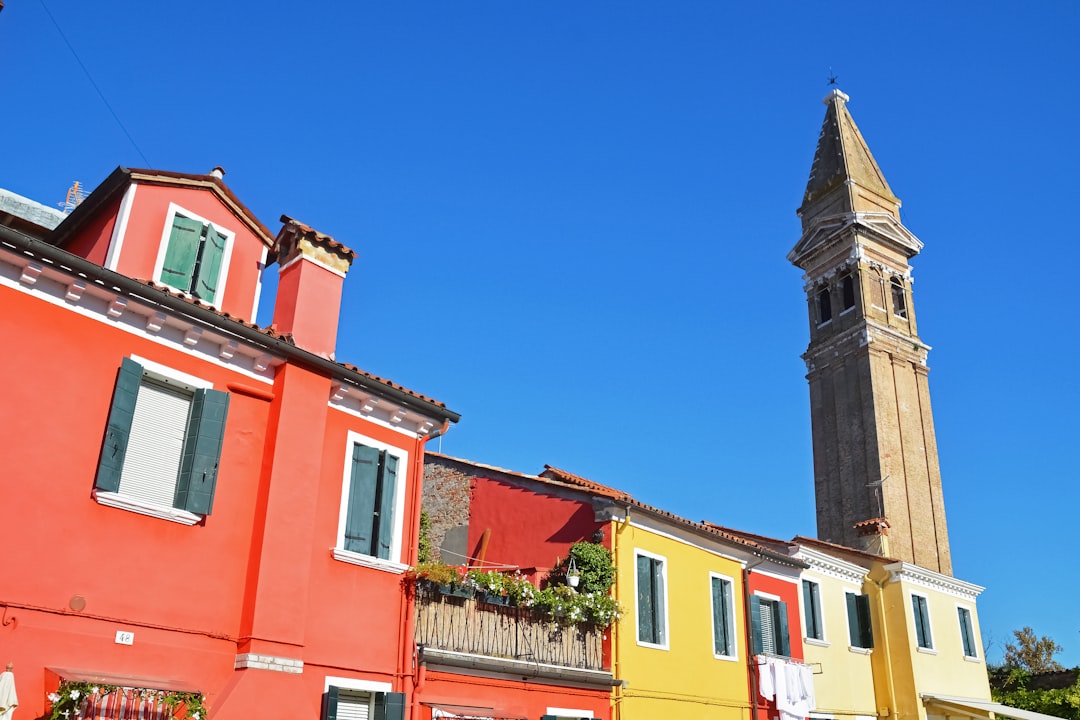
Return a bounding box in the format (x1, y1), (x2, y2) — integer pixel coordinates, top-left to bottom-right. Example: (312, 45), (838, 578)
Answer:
(789, 89), (952, 575)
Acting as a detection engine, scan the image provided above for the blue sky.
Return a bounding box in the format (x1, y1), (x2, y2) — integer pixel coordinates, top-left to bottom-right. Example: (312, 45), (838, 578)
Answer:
(4, 2), (1079, 666)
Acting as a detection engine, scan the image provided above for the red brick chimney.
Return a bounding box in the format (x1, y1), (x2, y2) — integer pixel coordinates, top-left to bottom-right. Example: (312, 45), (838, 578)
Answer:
(271, 215), (355, 358)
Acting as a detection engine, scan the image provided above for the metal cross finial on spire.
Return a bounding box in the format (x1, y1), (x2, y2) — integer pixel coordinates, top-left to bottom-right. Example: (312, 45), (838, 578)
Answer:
(827, 67), (839, 86)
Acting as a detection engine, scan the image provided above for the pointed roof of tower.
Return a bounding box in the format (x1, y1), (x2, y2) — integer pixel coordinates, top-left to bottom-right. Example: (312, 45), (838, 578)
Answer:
(799, 89), (899, 219)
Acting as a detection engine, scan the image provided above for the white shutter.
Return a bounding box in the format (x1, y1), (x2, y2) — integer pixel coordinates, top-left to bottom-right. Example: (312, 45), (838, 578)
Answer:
(118, 378), (191, 506)
(760, 601), (777, 654)
(336, 690), (372, 720)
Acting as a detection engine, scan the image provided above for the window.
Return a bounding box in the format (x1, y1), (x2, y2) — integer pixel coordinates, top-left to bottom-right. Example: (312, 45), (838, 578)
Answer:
(324, 687), (404, 720)
(635, 551), (667, 647)
(751, 595), (790, 656)
(711, 574), (736, 658)
(338, 437), (404, 562)
(958, 607), (978, 658)
(156, 204), (233, 305)
(912, 594), (934, 649)
(802, 580), (824, 641)
(95, 357), (229, 521)
(817, 286), (832, 323)
(841, 273), (856, 310)
(845, 592), (873, 649)
(890, 277), (908, 319)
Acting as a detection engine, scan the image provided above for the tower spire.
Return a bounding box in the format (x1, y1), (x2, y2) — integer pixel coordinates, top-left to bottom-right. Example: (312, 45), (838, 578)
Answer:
(799, 89), (901, 230)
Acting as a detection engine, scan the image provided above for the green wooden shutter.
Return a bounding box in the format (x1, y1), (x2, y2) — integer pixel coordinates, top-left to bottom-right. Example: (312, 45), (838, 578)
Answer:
(375, 452), (398, 560)
(856, 594), (874, 649)
(194, 224), (227, 302)
(653, 559), (666, 644)
(777, 600), (790, 656)
(95, 358), (143, 492)
(541, 716), (558, 720)
(636, 555), (655, 643)
(373, 692), (405, 720)
(175, 388), (230, 514)
(750, 595), (763, 654)
(959, 608), (976, 657)
(346, 444), (381, 554)
(324, 686), (339, 720)
(913, 595), (930, 648)
(712, 577), (729, 655)
(846, 592), (859, 647)
(161, 215), (203, 291)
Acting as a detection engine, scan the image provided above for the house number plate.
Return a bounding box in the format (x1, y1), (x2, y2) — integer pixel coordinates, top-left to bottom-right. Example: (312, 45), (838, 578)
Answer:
(115, 630), (135, 645)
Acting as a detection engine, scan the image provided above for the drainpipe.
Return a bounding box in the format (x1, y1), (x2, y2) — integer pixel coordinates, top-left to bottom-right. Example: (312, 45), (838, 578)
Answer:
(610, 506), (630, 720)
(404, 420), (450, 720)
(868, 569), (898, 720)
(743, 557), (765, 720)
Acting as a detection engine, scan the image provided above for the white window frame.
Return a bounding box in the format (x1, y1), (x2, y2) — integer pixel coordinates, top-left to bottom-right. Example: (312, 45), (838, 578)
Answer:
(801, 578), (827, 644)
(323, 675), (390, 720)
(911, 591), (935, 652)
(93, 355), (213, 526)
(546, 709), (594, 719)
(152, 202), (235, 308)
(634, 548), (670, 651)
(956, 604), (979, 660)
(332, 430), (410, 574)
(710, 571), (738, 661)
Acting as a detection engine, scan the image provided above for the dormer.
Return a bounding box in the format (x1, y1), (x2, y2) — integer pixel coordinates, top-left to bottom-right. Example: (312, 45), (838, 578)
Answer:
(47, 167), (274, 323)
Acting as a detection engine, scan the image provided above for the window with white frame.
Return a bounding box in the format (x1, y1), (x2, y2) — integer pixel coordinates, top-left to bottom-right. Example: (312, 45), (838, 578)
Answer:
(635, 550), (668, 648)
(957, 606), (978, 658)
(335, 432), (408, 567)
(94, 357), (229, 522)
(323, 677), (403, 720)
(912, 593), (934, 650)
(751, 594), (790, 656)
(802, 579), (824, 641)
(711, 573), (737, 658)
(155, 204), (233, 305)
(845, 591), (874, 649)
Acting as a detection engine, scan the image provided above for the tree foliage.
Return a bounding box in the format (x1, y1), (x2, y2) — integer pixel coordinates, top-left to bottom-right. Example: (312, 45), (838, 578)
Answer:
(991, 668), (1080, 720)
(1005, 627), (1065, 673)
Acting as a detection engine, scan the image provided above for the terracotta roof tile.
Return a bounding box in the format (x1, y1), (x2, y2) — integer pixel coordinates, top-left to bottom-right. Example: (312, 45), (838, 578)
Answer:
(792, 534), (897, 564)
(139, 280), (446, 408)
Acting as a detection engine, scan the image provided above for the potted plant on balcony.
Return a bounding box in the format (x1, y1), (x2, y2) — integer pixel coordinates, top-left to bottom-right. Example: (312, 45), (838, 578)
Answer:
(411, 561), (474, 598)
(466, 569), (513, 606)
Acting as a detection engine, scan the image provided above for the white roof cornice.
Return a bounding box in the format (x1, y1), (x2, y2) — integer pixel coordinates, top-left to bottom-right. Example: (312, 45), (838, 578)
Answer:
(884, 562), (984, 601)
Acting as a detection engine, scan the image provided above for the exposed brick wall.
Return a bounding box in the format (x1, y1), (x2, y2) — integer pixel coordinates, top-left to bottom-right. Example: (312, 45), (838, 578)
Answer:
(422, 456), (473, 564)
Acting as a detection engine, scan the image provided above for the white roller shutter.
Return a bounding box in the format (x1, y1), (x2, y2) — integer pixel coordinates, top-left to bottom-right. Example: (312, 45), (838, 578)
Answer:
(118, 378), (190, 506)
(336, 690), (372, 720)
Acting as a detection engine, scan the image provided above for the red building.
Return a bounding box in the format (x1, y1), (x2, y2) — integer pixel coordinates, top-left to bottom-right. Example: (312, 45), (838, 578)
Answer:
(419, 454), (619, 720)
(0, 169), (459, 719)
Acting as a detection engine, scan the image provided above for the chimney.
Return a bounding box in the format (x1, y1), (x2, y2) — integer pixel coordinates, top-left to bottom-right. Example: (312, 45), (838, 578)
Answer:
(854, 517), (891, 558)
(271, 215), (356, 358)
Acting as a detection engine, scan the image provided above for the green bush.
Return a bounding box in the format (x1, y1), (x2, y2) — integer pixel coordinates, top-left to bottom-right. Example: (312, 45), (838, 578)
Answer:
(550, 541), (614, 594)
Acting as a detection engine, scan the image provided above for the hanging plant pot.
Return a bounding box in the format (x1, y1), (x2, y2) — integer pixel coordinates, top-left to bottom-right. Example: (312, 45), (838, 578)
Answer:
(567, 574), (581, 589)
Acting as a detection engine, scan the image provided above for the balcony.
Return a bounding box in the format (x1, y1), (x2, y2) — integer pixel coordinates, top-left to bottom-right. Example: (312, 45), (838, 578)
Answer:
(413, 582), (615, 686)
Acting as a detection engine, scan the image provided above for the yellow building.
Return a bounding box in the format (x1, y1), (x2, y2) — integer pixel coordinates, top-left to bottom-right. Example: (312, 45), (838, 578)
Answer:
(795, 538), (994, 720)
(792, 544), (878, 720)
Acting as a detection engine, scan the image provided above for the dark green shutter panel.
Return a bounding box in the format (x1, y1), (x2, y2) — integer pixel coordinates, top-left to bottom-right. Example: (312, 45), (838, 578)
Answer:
(373, 692), (405, 720)
(636, 555), (655, 644)
(324, 686), (339, 720)
(750, 595), (763, 655)
(175, 388), (230, 515)
(857, 594), (874, 648)
(541, 716), (558, 720)
(375, 452), (398, 560)
(777, 600), (790, 656)
(95, 358), (143, 492)
(194, 224), (227, 301)
(161, 214), (202, 291)
(652, 559), (666, 645)
(846, 593), (859, 647)
(345, 444), (381, 554)
(712, 577), (728, 655)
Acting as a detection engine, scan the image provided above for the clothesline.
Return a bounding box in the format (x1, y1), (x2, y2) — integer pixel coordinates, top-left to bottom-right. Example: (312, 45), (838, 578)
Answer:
(755, 654), (822, 674)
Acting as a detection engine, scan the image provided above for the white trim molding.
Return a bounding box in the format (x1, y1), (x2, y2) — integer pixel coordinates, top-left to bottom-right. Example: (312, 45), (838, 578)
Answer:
(884, 562), (984, 601)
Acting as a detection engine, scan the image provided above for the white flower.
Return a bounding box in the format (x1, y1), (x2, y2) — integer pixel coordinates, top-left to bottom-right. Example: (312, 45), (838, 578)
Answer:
(191, 713), (201, 720)
(48, 692), (60, 703)
(69, 689), (81, 699)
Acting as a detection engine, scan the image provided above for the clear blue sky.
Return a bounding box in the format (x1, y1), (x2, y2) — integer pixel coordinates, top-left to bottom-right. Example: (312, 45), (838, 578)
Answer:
(4, 2), (1078, 666)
